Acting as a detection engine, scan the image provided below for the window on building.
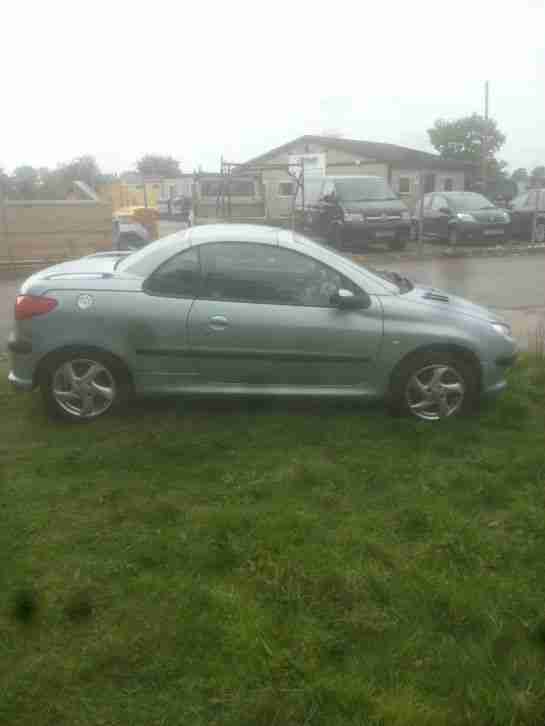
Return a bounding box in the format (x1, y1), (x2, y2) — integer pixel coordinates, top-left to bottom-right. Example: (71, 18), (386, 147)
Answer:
(278, 181), (295, 197)
(201, 179), (255, 197)
(443, 178), (454, 192)
(398, 177), (411, 195)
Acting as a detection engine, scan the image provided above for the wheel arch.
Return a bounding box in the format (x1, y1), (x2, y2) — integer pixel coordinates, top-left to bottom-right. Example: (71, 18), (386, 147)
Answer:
(388, 343), (483, 394)
(34, 344), (134, 390)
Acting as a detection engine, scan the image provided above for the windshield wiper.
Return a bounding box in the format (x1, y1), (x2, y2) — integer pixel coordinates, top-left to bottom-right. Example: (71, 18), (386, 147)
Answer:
(479, 205), (497, 210)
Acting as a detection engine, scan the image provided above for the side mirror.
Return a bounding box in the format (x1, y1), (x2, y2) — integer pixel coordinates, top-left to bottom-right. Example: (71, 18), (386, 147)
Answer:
(330, 288), (371, 310)
(439, 206), (451, 215)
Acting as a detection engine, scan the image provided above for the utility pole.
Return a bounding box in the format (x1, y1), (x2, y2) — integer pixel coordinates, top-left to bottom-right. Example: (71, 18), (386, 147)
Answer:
(482, 81), (489, 191)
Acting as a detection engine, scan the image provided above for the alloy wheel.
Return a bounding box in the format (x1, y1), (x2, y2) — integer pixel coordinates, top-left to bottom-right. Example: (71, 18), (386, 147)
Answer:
(52, 359), (116, 419)
(406, 364), (465, 420)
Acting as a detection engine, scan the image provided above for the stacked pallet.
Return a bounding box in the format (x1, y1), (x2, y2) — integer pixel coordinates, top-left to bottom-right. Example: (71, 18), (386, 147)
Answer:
(0, 200), (113, 268)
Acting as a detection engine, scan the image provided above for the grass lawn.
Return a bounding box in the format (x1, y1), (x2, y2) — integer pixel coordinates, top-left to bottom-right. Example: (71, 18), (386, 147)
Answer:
(2, 359), (545, 726)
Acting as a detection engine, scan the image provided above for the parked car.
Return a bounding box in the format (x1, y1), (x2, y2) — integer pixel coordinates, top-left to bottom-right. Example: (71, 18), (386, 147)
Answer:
(508, 189), (545, 243)
(418, 192), (511, 244)
(296, 175), (411, 251)
(7, 224), (516, 423)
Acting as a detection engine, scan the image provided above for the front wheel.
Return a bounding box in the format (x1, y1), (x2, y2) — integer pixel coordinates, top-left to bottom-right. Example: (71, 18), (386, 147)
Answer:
(389, 351), (479, 421)
(40, 350), (132, 422)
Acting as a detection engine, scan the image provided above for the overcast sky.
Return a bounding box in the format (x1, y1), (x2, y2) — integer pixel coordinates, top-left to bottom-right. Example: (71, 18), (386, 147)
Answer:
(2, 0), (545, 176)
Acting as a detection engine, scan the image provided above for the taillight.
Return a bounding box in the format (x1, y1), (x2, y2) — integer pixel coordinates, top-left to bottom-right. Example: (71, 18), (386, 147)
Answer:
(15, 295), (58, 321)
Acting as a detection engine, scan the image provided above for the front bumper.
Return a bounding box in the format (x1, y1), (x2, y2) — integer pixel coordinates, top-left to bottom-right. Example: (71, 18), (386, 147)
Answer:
(481, 348), (518, 397)
(454, 221), (510, 240)
(343, 221), (411, 242)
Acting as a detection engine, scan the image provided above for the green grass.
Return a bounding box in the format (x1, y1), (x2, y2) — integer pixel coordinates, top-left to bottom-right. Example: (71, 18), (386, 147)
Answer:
(1, 359), (545, 726)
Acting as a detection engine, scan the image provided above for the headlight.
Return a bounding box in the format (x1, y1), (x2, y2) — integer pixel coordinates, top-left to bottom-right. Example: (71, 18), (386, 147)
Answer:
(344, 212), (364, 222)
(457, 212), (476, 222)
(401, 211), (410, 220)
(491, 322), (513, 339)
(502, 212), (511, 222)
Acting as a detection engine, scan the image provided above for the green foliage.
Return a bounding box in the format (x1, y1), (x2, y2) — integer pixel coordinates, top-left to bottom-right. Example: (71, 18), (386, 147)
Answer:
(136, 154), (181, 178)
(428, 113), (506, 163)
(512, 168), (529, 183)
(1, 359), (545, 725)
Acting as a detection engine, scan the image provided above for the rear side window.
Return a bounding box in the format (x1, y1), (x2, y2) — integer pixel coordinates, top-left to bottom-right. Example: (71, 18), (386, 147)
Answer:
(145, 247), (200, 297)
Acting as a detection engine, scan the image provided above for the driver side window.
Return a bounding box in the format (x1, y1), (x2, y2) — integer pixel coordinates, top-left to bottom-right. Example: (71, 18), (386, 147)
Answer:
(199, 242), (361, 308)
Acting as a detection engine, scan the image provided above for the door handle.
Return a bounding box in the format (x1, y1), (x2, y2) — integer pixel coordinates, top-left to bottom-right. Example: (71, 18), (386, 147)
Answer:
(209, 315), (229, 329)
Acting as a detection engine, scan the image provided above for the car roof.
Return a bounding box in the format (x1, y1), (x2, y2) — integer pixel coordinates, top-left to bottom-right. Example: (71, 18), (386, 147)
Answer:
(187, 223), (280, 245)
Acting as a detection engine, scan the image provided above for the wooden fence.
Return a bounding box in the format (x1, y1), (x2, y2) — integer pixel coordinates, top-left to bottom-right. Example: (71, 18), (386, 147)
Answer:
(0, 200), (113, 270)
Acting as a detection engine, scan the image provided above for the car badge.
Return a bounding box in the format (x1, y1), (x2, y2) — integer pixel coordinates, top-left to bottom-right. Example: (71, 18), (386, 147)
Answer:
(77, 294), (94, 310)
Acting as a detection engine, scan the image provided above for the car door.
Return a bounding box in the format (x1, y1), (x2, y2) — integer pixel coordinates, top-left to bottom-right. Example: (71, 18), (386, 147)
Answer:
(134, 246), (201, 389)
(186, 241), (383, 387)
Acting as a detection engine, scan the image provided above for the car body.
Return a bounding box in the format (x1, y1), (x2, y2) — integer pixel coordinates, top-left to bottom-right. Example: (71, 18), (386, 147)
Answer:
(419, 191), (511, 244)
(296, 175), (411, 250)
(7, 224), (517, 422)
(509, 189), (545, 243)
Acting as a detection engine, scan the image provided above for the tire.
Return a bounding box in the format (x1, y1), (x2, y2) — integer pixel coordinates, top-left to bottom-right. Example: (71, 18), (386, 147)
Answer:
(388, 351), (479, 421)
(40, 349), (132, 423)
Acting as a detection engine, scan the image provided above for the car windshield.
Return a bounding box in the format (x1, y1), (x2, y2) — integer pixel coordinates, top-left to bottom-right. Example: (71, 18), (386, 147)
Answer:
(448, 193), (496, 211)
(334, 178), (397, 202)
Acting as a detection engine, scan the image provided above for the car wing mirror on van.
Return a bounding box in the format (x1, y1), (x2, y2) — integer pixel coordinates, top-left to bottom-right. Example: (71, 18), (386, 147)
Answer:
(330, 288), (371, 310)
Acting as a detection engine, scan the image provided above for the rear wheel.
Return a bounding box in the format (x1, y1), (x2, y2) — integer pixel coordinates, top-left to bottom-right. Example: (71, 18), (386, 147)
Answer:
(389, 351), (479, 421)
(40, 350), (132, 422)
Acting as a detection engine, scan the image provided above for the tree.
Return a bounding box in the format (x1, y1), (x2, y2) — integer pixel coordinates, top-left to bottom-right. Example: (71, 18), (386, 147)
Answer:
(512, 168), (529, 183)
(530, 166), (545, 188)
(428, 113), (506, 163)
(137, 154), (181, 178)
(11, 165), (39, 200)
(57, 155), (103, 189)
